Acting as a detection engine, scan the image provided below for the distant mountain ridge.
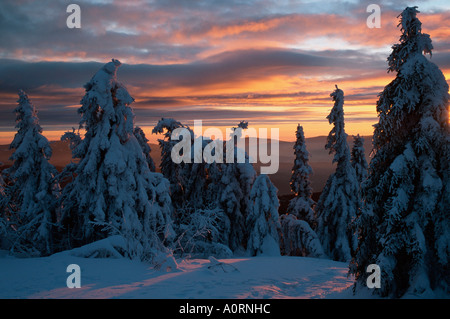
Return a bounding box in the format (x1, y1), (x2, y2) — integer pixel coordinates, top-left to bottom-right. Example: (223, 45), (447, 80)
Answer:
(0, 135), (372, 195)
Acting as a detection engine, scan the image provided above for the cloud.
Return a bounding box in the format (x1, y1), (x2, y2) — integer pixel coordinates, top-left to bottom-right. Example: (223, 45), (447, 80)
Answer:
(0, 0), (448, 142)
(0, 47), (384, 92)
(1, 0), (448, 64)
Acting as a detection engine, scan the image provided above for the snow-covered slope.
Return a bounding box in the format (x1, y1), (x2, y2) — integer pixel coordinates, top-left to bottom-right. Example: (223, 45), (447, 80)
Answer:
(0, 248), (355, 299)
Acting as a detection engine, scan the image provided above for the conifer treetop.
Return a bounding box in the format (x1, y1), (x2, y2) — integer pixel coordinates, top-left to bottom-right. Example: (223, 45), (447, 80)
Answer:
(10, 90), (51, 161)
(388, 6), (433, 73)
(326, 85), (349, 166)
(78, 58), (134, 143)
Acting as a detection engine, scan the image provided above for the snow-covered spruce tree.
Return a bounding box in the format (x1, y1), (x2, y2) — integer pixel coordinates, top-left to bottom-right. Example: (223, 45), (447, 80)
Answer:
(57, 129), (82, 193)
(246, 174), (281, 256)
(183, 137), (212, 212)
(216, 122), (256, 254)
(281, 124), (324, 257)
(0, 164), (4, 195)
(350, 7), (449, 297)
(350, 134), (368, 186)
(175, 207), (232, 258)
(61, 128), (82, 152)
(287, 124), (315, 225)
(0, 165), (4, 202)
(152, 119), (210, 214)
(152, 118), (190, 210)
(0, 163), (7, 248)
(152, 119), (233, 257)
(4, 90), (60, 256)
(59, 59), (174, 262)
(134, 126), (156, 172)
(314, 86), (360, 262)
(279, 214), (325, 258)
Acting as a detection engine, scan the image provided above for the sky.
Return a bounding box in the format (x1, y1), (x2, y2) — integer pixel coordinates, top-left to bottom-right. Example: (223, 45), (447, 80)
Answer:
(0, 0), (449, 144)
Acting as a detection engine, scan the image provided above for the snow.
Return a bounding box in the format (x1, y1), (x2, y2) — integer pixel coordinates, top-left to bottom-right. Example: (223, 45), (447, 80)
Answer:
(0, 247), (356, 299)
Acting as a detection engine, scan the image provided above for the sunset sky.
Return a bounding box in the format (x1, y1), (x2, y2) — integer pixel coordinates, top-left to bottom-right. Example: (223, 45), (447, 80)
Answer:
(0, 0), (449, 144)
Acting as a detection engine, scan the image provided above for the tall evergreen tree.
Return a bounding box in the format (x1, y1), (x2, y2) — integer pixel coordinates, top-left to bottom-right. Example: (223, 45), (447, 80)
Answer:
(59, 59), (173, 262)
(350, 7), (449, 297)
(0, 163), (7, 248)
(152, 118), (236, 256)
(246, 174), (281, 256)
(280, 124), (324, 258)
(287, 124), (315, 225)
(217, 122), (256, 253)
(4, 90), (59, 256)
(0, 164), (4, 196)
(134, 126), (156, 172)
(152, 119), (212, 214)
(315, 86), (360, 262)
(350, 134), (368, 186)
(152, 118), (190, 209)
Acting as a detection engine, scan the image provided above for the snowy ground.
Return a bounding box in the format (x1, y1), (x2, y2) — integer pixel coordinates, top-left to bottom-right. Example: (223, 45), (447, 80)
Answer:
(0, 249), (359, 299)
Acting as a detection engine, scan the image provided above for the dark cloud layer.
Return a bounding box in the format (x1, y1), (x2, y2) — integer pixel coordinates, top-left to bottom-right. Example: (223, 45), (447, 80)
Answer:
(0, 0), (448, 141)
(0, 48), (385, 90)
(1, 45), (448, 131)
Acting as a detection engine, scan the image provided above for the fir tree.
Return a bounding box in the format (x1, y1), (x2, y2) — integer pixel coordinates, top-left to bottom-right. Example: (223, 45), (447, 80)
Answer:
(216, 122), (256, 253)
(174, 207), (232, 259)
(152, 118), (190, 209)
(315, 86), (360, 262)
(350, 134), (368, 186)
(152, 118), (211, 215)
(0, 163), (5, 210)
(280, 214), (325, 258)
(280, 124), (324, 257)
(0, 164), (4, 195)
(246, 174), (281, 256)
(152, 118), (236, 256)
(350, 7), (449, 297)
(287, 124), (315, 225)
(4, 90), (60, 256)
(59, 59), (174, 262)
(134, 126), (156, 172)
(0, 163), (7, 248)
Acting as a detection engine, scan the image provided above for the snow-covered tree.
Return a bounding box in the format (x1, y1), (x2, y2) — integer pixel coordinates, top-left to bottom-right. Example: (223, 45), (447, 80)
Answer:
(0, 164), (7, 248)
(152, 119), (256, 254)
(280, 214), (325, 258)
(174, 206), (232, 258)
(350, 7), (449, 298)
(287, 124), (315, 225)
(152, 119), (214, 215)
(4, 90), (60, 256)
(280, 124), (324, 258)
(0, 164), (4, 195)
(152, 118), (190, 209)
(183, 136), (214, 212)
(246, 174), (281, 256)
(216, 162), (245, 253)
(350, 134), (368, 186)
(0, 164), (5, 210)
(216, 122), (256, 254)
(59, 59), (174, 262)
(314, 86), (360, 262)
(153, 119), (251, 255)
(134, 126), (156, 172)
